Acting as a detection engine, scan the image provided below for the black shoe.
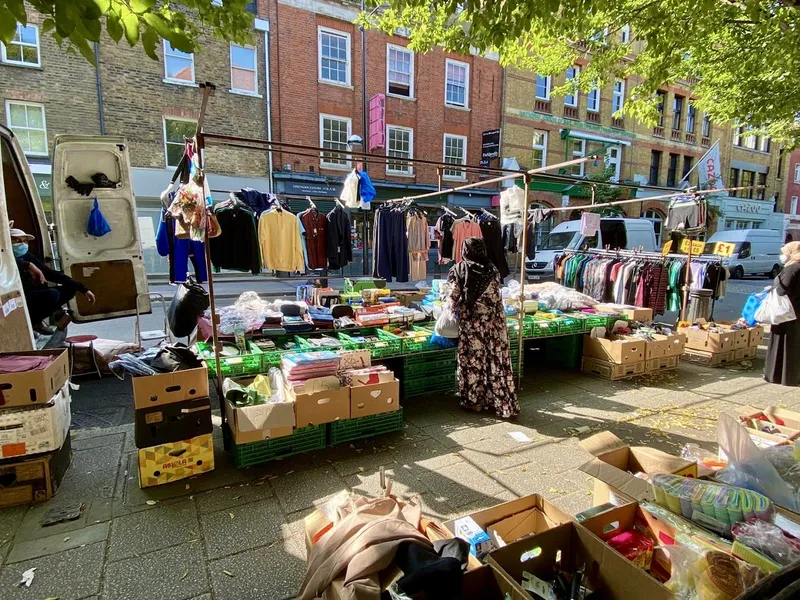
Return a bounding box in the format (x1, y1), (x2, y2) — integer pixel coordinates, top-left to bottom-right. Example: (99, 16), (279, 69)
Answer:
(34, 321), (56, 335)
(91, 172), (119, 188)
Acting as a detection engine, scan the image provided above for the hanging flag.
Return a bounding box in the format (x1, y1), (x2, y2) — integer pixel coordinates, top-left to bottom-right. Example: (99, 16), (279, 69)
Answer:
(696, 140), (724, 190)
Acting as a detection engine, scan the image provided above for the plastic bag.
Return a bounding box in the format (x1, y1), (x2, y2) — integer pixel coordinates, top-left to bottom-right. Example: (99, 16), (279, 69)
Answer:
(664, 544), (761, 600)
(741, 289), (769, 326)
(716, 414), (799, 511)
(434, 306), (459, 338)
(754, 287), (797, 326)
(167, 276), (210, 338)
(87, 198), (112, 237)
(731, 519), (800, 567)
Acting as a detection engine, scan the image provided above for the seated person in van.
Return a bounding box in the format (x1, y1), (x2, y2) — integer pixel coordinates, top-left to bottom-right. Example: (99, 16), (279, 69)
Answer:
(10, 225), (95, 334)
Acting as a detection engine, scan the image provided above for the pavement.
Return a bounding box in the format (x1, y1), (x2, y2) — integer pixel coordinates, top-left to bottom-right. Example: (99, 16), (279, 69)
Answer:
(2, 345), (799, 600)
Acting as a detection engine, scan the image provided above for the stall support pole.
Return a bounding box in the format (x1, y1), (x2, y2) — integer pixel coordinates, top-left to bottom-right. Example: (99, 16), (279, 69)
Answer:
(516, 174), (531, 391)
(680, 236), (693, 323)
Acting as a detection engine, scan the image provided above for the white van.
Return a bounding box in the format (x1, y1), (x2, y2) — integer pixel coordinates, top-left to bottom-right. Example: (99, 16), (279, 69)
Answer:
(704, 229), (783, 279)
(0, 124), (150, 353)
(526, 218), (657, 280)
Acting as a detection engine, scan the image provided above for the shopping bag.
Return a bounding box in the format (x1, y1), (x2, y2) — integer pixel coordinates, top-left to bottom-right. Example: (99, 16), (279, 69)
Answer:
(741, 289), (769, 326)
(87, 198), (112, 237)
(434, 306), (459, 338)
(754, 287), (796, 326)
(167, 276), (210, 338)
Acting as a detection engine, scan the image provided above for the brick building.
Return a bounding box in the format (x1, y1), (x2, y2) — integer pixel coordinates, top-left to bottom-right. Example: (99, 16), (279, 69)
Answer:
(782, 148), (800, 242)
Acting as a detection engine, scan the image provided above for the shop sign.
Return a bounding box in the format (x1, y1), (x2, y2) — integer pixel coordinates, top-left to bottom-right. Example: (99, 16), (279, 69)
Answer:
(661, 241), (671, 256)
(33, 174), (51, 199)
(679, 239), (706, 255)
(727, 202), (770, 214)
(481, 129), (501, 159)
(281, 181), (341, 197)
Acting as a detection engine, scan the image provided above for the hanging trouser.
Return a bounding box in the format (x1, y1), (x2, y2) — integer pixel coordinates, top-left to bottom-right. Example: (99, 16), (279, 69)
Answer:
(376, 211), (409, 283)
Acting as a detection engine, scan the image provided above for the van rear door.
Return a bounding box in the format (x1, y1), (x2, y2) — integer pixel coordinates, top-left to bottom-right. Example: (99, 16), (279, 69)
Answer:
(51, 135), (149, 322)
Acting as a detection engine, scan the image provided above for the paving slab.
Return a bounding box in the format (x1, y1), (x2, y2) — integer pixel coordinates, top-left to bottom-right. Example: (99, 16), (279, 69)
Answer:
(415, 461), (506, 509)
(70, 431), (126, 451)
(200, 498), (285, 559)
(7, 521), (109, 564)
(0, 541), (105, 600)
(271, 466), (349, 514)
(108, 498), (199, 562)
(0, 505), (28, 563)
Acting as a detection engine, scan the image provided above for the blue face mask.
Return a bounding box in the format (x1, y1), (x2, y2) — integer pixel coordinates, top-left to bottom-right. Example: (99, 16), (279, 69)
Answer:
(12, 242), (28, 258)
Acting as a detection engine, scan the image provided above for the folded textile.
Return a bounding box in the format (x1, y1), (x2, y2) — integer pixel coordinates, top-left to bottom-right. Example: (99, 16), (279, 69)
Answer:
(0, 355), (55, 373)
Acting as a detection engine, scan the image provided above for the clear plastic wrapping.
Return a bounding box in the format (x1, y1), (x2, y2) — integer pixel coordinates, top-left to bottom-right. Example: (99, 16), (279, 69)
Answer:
(731, 519), (800, 567)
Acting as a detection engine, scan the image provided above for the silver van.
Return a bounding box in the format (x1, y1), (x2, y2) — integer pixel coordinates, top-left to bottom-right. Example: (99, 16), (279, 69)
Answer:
(0, 125), (150, 352)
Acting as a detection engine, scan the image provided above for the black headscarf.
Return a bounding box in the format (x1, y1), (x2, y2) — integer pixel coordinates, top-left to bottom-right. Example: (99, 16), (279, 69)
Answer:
(453, 237), (498, 310)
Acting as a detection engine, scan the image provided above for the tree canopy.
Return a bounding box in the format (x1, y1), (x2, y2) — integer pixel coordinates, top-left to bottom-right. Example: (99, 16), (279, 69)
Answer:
(0, 0), (253, 65)
(363, 1), (800, 146)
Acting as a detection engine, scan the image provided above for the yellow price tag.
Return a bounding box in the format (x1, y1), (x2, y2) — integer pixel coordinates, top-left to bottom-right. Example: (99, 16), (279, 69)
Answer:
(661, 241), (672, 256)
(679, 239), (706, 255)
(713, 242), (735, 258)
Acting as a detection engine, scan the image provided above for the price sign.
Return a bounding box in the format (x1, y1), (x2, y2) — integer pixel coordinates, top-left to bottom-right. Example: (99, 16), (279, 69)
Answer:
(679, 239), (706, 255)
(661, 241), (672, 256)
(712, 242), (736, 257)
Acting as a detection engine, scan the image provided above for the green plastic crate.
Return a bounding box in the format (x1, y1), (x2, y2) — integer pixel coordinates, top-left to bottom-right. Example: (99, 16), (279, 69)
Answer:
(196, 341), (264, 377)
(404, 349), (457, 365)
(339, 328), (403, 359)
(328, 409), (404, 445)
(529, 317), (561, 338)
(581, 314), (610, 331)
(294, 334), (358, 352)
(404, 381), (456, 398)
(559, 316), (583, 335)
(399, 326), (438, 353)
(404, 359), (457, 379)
(257, 336), (304, 369)
(224, 424), (326, 467)
(544, 334), (583, 370)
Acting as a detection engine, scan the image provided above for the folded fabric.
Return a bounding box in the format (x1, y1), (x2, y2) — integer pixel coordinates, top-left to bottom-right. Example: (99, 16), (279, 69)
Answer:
(0, 355), (55, 373)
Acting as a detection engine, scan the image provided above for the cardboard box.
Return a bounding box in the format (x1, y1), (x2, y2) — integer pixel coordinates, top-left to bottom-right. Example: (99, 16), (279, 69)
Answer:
(350, 379), (400, 418)
(595, 304), (653, 322)
(738, 405), (800, 445)
(137, 433), (214, 488)
(645, 333), (686, 359)
(579, 431), (697, 503)
(748, 325), (765, 347)
(582, 336), (645, 365)
(0, 434), (72, 508)
(719, 323), (750, 349)
(134, 397), (213, 448)
(488, 522), (674, 600)
(289, 385), (350, 427)
(445, 494), (572, 550)
(0, 349), (69, 407)
(132, 366), (209, 410)
(681, 327), (736, 353)
(740, 405), (800, 431)
(0, 384), (71, 459)
(224, 385), (295, 445)
(395, 291), (426, 306)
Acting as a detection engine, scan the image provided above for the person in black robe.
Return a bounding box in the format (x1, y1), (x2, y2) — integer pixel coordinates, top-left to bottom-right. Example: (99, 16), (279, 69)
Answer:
(764, 242), (800, 386)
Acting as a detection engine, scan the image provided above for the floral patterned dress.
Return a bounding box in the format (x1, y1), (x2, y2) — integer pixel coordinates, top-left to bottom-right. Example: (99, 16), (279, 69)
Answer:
(447, 269), (519, 418)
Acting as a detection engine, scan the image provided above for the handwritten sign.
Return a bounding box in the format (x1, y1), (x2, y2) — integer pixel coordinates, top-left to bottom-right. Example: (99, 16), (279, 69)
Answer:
(679, 239), (706, 255)
(661, 241), (672, 256)
(712, 242), (736, 258)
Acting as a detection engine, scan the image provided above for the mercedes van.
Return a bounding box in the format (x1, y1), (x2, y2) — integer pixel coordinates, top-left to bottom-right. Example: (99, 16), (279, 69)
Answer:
(525, 218), (657, 281)
(0, 124), (150, 352)
(704, 229), (783, 279)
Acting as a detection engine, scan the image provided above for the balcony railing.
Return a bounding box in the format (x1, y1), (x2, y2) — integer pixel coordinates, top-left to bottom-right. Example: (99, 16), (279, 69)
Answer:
(653, 126), (665, 138)
(611, 117), (624, 129)
(563, 106), (578, 119)
(671, 129), (682, 142)
(534, 99), (552, 113)
(701, 137), (711, 148)
(685, 133), (696, 145)
(587, 111), (600, 123)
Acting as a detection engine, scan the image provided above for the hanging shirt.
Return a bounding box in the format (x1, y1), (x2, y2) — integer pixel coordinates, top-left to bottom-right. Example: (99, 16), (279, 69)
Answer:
(451, 221), (483, 263)
(340, 171), (360, 208)
(209, 201), (261, 274)
(258, 209), (305, 272)
(299, 209), (328, 270)
(326, 205), (353, 270)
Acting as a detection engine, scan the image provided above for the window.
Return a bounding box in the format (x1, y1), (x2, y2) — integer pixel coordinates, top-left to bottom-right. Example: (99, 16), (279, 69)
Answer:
(741, 170), (755, 198)
(319, 115), (351, 168)
(1, 24), (40, 67)
(649, 150), (662, 185)
(443, 134), (467, 179)
(795, 163), (800, 183)
(318, 28), (350, 85)
(757, 172), (767, 201)
(386, 126), (413, 174)
(532, 130), (547, 169)
(587, 88), (600, 112)
(230, 44), (257, 94)
(744, 132), (757, 150)
(655, 91), (666, 127)
(445, 59), (469, 107)
(686, 104), (696, 134)
(620, 24), (631, 44)
(734, 126), (744, 146)
(792, 196), (798, 214)
(536, 75), (551, 100)
(612, 80), (625, 114)
(163, 118), (196, 168)
(761, 137), (771, 153)
(564, 67), (579, 107)
(163, 41), (195, 83)
(605, 146), (621, 181)
(6, 100), (47, 155)
(702, 114), (711, 137)
(672, 95), (684, 130)
(778, 148), (785, 179)
(570, 139), (586, 176)
(387, 45), (413, 98)
(245, 1), (257, 14)
(643, 209), (664, 245)
(682, 156), (694, 183)
(730, 168), (740, 196)
(667, 153), (679, 187)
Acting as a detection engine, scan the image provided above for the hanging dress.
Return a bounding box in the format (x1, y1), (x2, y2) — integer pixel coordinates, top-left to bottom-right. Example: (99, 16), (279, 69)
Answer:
(406, 212), (429, 281)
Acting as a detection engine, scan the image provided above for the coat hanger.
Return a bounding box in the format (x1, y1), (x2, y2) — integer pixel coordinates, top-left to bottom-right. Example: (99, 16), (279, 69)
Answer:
(306, 196), (317, 210)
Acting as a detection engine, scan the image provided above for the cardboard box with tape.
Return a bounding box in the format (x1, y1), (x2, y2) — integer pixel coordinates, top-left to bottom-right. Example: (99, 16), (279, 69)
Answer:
(134, 397), (213, 448)
(578, 431), (697, 504)
(0, 349), (69, 407)
(582, 335), (646, 365)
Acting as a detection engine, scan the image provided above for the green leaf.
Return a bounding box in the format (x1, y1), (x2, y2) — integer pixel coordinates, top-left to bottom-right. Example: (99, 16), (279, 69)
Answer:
(53, 2), (77, 38)
(69, 32), (97, 66)
(5, 0), (26, 24)
(0, 8), (17, 45)
(130, 0), (158, 14)
(106, 13), (123, 42)
(78, 18), (102, 43)
(42, 18), (56, 35)
(141, 27), (159, 60)
(120, 10), (140, 46)
(142, 13), (172, 40)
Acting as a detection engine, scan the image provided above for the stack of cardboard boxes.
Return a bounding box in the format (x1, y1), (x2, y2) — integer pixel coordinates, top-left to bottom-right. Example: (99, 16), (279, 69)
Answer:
(0, 349), (72, 508)
(681, 323), (763, 367)
(581, 331), (686, 380)
(131, 364), (215, 488)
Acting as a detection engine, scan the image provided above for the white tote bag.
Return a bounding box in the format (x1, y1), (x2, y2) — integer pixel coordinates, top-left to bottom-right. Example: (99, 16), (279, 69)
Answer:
(434, 306), (460, 338)
(755, 287), (797, 326)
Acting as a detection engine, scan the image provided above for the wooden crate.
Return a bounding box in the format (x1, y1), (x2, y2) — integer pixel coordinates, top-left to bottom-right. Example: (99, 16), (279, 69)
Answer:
(645, 355), (680, 373)
(682, 348), (737, 367)
(581, 357), (646, 380)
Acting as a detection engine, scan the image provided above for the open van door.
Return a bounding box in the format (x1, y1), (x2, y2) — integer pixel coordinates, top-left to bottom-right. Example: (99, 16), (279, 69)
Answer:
(0, 138), (35, 351)
(51, 136), (149, 322)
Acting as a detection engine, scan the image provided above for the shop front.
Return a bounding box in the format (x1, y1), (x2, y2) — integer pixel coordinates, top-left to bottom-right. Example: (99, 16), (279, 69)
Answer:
(708, 194), (784, 233)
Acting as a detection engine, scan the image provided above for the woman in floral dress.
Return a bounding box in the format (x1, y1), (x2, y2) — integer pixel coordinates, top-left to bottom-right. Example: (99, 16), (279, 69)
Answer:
(447, 237), (519, 418)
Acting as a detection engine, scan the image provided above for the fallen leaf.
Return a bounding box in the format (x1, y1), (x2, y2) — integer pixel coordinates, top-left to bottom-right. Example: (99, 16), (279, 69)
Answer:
(549, 488), (558, 493)
(586, 490), (592, 495)
(146, 500), (157, 506)
(63, 537), (70, 542)
(233, 495), (242, 501)
(185, 484), (190, 490)
(180, 569), (188, 580)
(223, 570), (235, 577)
(229, 512), (235, 520)
(285, 470), (294, 476)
